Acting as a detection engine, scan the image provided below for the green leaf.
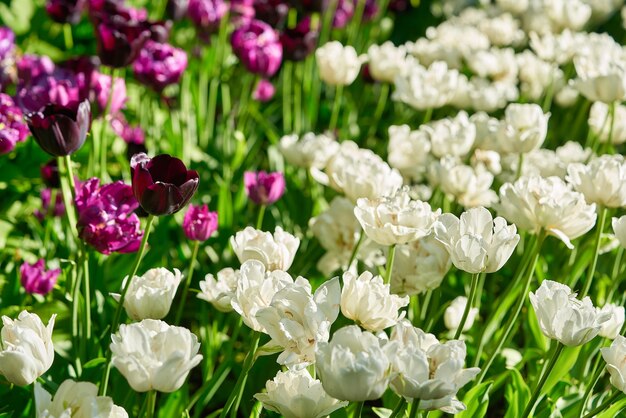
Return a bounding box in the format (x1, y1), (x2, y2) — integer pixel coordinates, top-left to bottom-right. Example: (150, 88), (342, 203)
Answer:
(542, 346), (581, 396)
(458, 381), (493, 418)
(505, 368), (531, 418)
(82, 357), (106, 369)
(597, 397), (626, 418)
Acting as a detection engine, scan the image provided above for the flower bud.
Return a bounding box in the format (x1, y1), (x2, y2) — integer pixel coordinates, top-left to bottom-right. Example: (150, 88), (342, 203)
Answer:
(252, 79), (275, 102)
(244, 171), (286, 206)
(188, 0), (228, 37)
(316, 41), (362, 86)
(182, 204), (218, 241)
(20, 259), (60, 295)
(46, 0), (87, 24)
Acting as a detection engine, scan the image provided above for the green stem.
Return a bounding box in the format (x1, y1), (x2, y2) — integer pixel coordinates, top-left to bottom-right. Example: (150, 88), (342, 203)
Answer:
(582, 391), (623, 418)
(63, 24), (73, 50)
(329, 84), (344, 132)
(422, 108), (433, 125)
(476, 233), (545, 382)
(516, 153), (524, 180)
(100, 214), (156, 396)
(256, 205), (266, 230)
(453, 272), (480, 340)
(353, 401), (364, 418)
(408, 398), (421, 418)
(294, 63), (303, 134)
(520, 343), (565, 418)
(346, 229), (365, 270)
(283, 61), (293, 133)
(389, 398), (407, 418)
(604, 101), (617, 154)
(368, 83), (390, 139)
(145, 390), (157, 418)
(607, 247), (624, 302)
(385, 244), (396, 285)
(174, 240), (201, 325)
(219, 332), (261, 418)
(581, 207), (607, 298)
(98, 67), (119, 181)
(578, 355), (605, 418)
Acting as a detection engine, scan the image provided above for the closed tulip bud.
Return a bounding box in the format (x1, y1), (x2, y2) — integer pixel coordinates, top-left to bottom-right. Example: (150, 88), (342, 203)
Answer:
(111, 319), (202, 392)
(316, 41), (363, 86)
(231, 20), (282, 78)
(598, 303), (625, 339)
(601, 336), (626, 393)
(244, 171), (286, 206)
(254, 369), (348, 418)
(444, 296), (478, 333)
(0, 311), (56, 386)
(20, 259), (60, 295)
(36, 379), (128, 417)
(230, 226), (300, 271)
(183, 204), (218, 241)
(112, 268), (183, 320)
(530, 280), (611, 346)
(25, 100), (90, 157)
(131, 153), (199, 216)
(46, 0), (87, 24)
(316, 325), (397, 401)
(252, 79), (275, 102)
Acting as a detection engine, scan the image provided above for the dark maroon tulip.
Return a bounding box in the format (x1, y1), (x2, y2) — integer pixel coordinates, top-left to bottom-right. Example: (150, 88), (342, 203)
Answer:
(280, 17), (318, 62)
(131, 153), (199, 216)
(94, 15), (152, 67)
(25, 100), (91, 157)
(253, 0), (288, 26)
(46, 0), (87, 24)
(41, 160), (61, 188)
(166, 0), (189, 21)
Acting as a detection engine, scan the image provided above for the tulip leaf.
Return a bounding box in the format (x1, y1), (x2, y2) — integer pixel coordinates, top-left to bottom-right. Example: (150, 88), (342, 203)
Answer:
(458, 381), (493, 418)
(82, 357), (106, 369)
(504, 368), (531, 418)
(597, 397), (626, 418)
(541, 346), (581, 397)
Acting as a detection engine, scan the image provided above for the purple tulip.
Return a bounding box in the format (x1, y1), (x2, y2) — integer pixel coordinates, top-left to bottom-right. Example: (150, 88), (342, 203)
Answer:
(252, 78), (275, 102)
(166, 0), (189, 21)
(244, 171), (285, 205)
(182, 204), (218, 241)
(91, 71), (127, 114)
(280, 17), (318, 62)
(111, 114), (147, 159)
(94, 14), (152, 68)
(25, 100), (91, 157)
(35, 188), (66, 220)
(46, 0), (87, 24)
(61, 56), (100, 99)
(17, 55), (56, 85)
(332, 0), (355, 28)
(17, 70), (82, 113)
(363, 0), (379, 21)
(0, 93), (28, 155)
(133, 40), (188, 92)
(230, 0), (255, 27)
(20, 259), (61, 295)
(0, 27), (15, 60)
(253, 0), (288, 26)
(188, 0), (228, 37)
(131, 153), (199, 216)
(75, 177), (143, 254)
(231, 20), (282, 78)
(41, 160), (61, 188)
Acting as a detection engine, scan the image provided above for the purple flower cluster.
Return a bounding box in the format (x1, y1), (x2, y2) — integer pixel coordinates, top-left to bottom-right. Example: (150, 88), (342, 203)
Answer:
(183, 204), (218, 241)
(244, 171), (285, 206)
(133, 40), (188, 92)
(75, 177), (143, 254)
(231, 20), (282, 78)
(0, 93), (29, 154)
(20, 259), (61, 295)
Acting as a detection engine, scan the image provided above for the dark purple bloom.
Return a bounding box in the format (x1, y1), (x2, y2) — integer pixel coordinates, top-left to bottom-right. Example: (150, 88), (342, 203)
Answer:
(253, 78), (275, 102)
(25, 100), (91, 157)
(17, 69), (82, 113)
(75, 177), (143, 254)
(20, 259), (61, 295)
(182, 204), (218, 241)
(131, 153), (199, 216)
(46, 0), (87, 24)
(253, 0), (288, 27)
(363, 0), (379, 21)
(230, 0), (255, 27)
(133, 40), (188, 92)
(0, 93), (28, 155)
(61, 56), (100, 100)
(35, 188), (65, 220)
(166, 0), (189, 21)
(280, 17), (318, 62)
(0, 27), (15, 60)
(244, 171), (285, 205)
(94, 14), (152, 67)
(231, 20), (282, 78)
(41, 160), (61, 188)
(17, 55), (55, 85)
(188, 0), (228, 37)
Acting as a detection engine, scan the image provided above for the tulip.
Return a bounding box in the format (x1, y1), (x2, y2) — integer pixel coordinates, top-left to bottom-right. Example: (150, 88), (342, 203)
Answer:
(46, 0), (87, 24)
(230, 226), (300, 271)
(25, 100), (91, 157)
(91, 71), (127, 115)
(130, 153), (199, 216)
(133, 40), (188, 92)
(231, 20), (282, 78)
(230, 0), (255, 26)
(601, 336), (626, 393)
(566, 155), (626, 208)
(0, 311), (56, 386)
(112, 268), (183, 320)
(444, 296), (478, 333)
(280, 17), (318, 62)
(427, 111), (476, 159)
(316, 41), (362, 86)
(392, 61), (460, 110)
(110, 319), (202, 392)
(94, 16), (152, 68)
(598, 303), (625, 339)
(40, 159), (61, 188)
(366, 42), (407, 83)
(20, 259), (61, 295)
(497, 103), (550, 154)
(0, 93), (29, 155)
(183, 204), (218, 241)
(613, 216), (626, 249)
(252, 79), (275, 102)
(166, 0), (189, 21)
(279, 132), (339, 169)
(315, 325), (397, 401)
(244, 171), (285, 206)
(0, 26), (15, 60)
(198, 267), (238, 312)
(254, 0), (289, 26)
(187, 0), (228, 37)
(254, 369), (348, 418)
(35, 379), (128, 417)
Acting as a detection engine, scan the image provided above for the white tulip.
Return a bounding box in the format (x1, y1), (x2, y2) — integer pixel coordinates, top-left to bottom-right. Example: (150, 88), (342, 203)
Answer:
(496, 0), (528, 15)
(197, 268), (238, 312)
(444, 296), (479, 333)
(546, 0), (591, 31)
(112, 268), (182, 321)
(110, 319), (202, 392)
(367, 42), (408, 83)
(613, 216), (626, 249)
(466, 48), (518, 83)
(0, 311), (55, 386)
(478, 14), (524, 47)
(354, 188), (440, 246)
(529, 280), (611, 346)
(572, 56), (626, 103)
(435, 207), (520, 274)
(601, 336), (626, 393)
(35, 380), (128, 418)
(230, 226), (300, 272)
(256, 277), (341, 366)
(516, 51), (564, 101)
(556, 141), (592, 165)
(315, 325), (397, 401)
(254, 369), (348, 418)
(393, 60), (460, 110)
(391, 234), (452, 296)
(387, 125), (431, 182)
(598, 303), (625, 339)
(341, 271), (409, 332)
(588, 101), (626, 145)
(498, 103), (550, 154)
(427, 111), (476, 158)
(278, 133), (339, 170)
(389, 320), (480, 412)
(471, 149), (502, 175)
(315, 41), (362, 86)
(497, 176), (597, 249)
(431, 158), (498, 209)
(230, 260), (294, 332)
(567, 155), (626, 207)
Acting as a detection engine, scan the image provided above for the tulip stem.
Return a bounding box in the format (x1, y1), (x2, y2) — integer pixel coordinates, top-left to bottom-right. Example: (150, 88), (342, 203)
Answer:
(353, 401), (365, 418)
(581, 206), (607, 298)
(408, 398), (421, 418)
(329, 84), (344, 132)
(256, 205), (266, 230)
(578, 354), (606, 418)
(63, 24), (73, 50)
(174, 240), (201, 325)
(476, 232), (545, 383)
(520, 342), (565, 418)
(453, 272), (480, 340)
(515, 153), (524, 180)
(346, 229), (364, 270)
(368, 83), (390, 139)
(384, 244), (397, 285)
(100, 214), (155, 396)
(282, 61), (293, 133)
(582, 391), (623, 418)
(219, 331), (261, 418)
(389, 398), (407, 418)
(99, 67), (120, 181)
(145, 390), (157, 418)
